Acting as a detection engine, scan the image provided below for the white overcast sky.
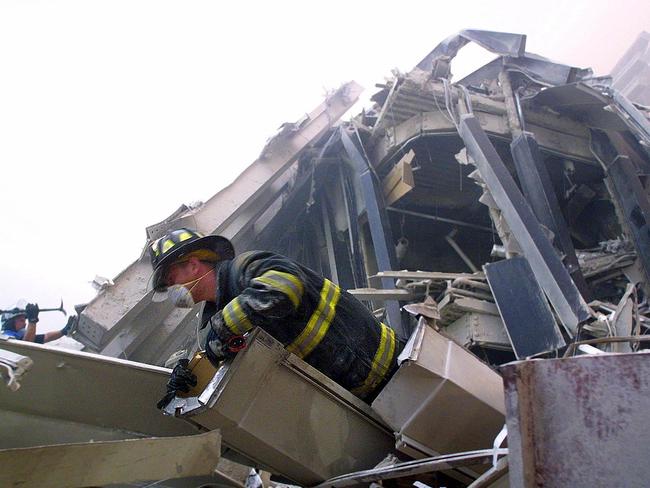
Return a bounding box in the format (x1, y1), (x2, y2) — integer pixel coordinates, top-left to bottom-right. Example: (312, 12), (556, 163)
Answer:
(1, 0), (649, 331)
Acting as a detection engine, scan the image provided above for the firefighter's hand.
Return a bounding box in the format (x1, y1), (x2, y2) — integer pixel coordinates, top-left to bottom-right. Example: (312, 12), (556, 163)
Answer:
(156, 359), (197, 410)
(205, 327), (228, 367)
(25, 303), (39, 323)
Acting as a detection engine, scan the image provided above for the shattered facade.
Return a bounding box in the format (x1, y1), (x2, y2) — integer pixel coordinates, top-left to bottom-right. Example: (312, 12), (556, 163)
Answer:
(75, 30), (650, 371)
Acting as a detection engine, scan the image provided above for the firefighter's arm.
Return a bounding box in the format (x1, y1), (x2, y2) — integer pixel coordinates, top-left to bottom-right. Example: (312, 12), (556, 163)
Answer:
(204, 256), (305, 364)
(221, 258), (305, 336)
(22, 322), (37, 342)
(22, 303), (39, 342)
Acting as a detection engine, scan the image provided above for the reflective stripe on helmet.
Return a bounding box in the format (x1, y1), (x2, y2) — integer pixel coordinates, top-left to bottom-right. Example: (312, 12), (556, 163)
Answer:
(177, 230), (193, 242)
(161, 238), (175, 253)
(286, 278), (340, 359)
(153, 229), (205, 258)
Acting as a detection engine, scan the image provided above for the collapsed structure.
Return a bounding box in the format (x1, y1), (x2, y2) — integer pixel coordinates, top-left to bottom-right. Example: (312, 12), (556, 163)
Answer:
(3, 30), (650, 487)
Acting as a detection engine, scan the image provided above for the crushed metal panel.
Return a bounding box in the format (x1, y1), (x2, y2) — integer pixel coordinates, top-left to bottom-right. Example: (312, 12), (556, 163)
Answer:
(460, 54), (592, 88)
(382, 149), (415, 206)
(530, 83), (629, 131)
(165, 328), (394, 486)
(485, 257), (565, 358)
(610, 284), (637, 353)
(372, 319), (505, 458)
(591, 130), (650, 294)
(502, 352), (650, 487)
(0, 347), (33, 391)
(439, 294), (500, 327)
(444, 311), (510, 350)
(0, 339), (195, 449)
(458, 114), (591, 334)
(0, 430), (222, 488)
(416, 30), (526, 72)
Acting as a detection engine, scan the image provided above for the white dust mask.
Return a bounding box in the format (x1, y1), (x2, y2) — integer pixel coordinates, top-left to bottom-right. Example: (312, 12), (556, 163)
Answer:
(168, 284), (195, 308)
(167, 268), (214, 309)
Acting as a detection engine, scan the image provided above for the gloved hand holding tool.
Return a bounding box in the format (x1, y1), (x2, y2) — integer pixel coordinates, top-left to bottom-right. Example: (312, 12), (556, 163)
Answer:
(25, 303), (39, 323)
(157, 359), (198, 410)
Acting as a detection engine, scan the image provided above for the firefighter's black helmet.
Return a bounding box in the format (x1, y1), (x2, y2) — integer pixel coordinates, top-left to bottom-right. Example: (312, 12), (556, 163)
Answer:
(149, 228), (234, 291)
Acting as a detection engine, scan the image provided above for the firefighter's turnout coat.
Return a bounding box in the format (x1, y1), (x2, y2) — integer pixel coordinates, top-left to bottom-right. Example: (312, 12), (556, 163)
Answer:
(202, 251), (402, 401)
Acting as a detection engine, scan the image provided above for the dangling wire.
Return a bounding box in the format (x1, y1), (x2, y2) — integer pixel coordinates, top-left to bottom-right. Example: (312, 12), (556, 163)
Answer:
(442, 78), (460, 131)
(459, 84), (475, 116)
(433, 80), (456, 127)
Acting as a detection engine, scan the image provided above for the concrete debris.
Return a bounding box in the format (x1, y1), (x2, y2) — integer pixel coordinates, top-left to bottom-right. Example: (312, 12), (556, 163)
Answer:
(0, 346), (33, 391)
(90, 274), (114, 292)
(4, 29), (650, 487)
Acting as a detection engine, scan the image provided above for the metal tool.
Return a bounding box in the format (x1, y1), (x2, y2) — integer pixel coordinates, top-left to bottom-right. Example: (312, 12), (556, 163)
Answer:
(1, 299), (67, 316)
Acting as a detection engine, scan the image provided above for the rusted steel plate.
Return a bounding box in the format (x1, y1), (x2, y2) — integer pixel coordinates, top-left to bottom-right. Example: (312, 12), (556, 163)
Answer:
(502, 352), (650, 487)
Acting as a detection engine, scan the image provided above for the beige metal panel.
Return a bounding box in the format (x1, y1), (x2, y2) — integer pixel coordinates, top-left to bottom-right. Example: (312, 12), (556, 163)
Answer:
(0, 339), (196, 450)
(0, 431), (222, 488)
(372, 319), (505, 458)
(165, 329), (394, 486)
(382, 149), (415, 206)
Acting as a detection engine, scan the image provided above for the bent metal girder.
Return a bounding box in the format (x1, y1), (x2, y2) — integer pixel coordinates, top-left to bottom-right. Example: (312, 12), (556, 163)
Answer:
(458, 114), (591, 334)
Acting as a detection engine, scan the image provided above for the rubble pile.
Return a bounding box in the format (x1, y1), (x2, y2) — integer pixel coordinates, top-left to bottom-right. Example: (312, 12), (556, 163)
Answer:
(6, 29), (649, 487)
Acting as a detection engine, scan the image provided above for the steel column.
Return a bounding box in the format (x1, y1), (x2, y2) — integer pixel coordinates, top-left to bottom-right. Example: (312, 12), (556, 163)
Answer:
(510, 132), (591, 298)
(458, 114), (591, 334)
(340, 129), (406, 339)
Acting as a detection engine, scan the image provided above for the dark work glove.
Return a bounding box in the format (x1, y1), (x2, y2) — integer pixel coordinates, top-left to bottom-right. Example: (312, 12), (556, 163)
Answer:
(25, 303), (39, 323)
(205, 326), (229, 367)
(156, 359), (198, 410)
(61, 315), (76, 336)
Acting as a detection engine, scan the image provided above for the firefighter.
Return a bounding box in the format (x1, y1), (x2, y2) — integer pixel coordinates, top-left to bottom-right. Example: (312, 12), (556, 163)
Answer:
(150, 228), (404, 408)
(1, 304), (75, 343)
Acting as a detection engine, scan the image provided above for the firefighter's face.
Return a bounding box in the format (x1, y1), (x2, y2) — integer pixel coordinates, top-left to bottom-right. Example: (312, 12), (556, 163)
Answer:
(164, 260), (197, 289)
(164, 257), (215, 304)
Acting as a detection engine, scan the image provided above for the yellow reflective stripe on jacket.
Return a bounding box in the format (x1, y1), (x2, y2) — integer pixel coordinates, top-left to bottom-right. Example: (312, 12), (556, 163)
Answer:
(351, 323), (397, 397)
(222, 297), (254, 335)
(286, 279), (341, 359)
(251, 270), (304, 309)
